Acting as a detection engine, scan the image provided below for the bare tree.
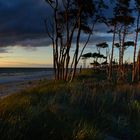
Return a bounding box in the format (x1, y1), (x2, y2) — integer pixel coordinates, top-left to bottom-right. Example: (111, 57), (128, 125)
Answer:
(45, 0), (106, 81)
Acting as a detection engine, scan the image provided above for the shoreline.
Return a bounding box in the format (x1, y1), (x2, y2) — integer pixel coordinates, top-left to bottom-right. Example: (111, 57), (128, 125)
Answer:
(0, 73), (54, 99)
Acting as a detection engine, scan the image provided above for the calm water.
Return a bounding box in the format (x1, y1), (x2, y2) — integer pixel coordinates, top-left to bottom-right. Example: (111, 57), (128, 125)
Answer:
(0, 68), (53, 76)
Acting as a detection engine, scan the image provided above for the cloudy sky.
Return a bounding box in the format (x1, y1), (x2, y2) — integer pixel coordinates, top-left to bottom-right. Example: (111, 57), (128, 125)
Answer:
(0, 0), (137, 67)
(0, 0), (54, 67)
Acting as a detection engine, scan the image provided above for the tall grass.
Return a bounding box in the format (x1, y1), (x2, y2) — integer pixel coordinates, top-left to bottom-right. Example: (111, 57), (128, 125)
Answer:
(0, 71), (140, 140)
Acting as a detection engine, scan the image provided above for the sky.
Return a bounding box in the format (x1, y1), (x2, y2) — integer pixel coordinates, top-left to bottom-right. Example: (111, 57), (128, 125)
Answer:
(0, 0), (53, 67)
(0, 0), (138, 67)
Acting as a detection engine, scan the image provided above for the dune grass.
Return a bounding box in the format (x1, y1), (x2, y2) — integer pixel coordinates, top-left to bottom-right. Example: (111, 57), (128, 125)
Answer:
(0, 70), (140, 140)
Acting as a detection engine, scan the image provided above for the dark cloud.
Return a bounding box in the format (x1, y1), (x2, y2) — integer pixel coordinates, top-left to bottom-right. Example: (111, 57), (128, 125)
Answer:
(0, 0), (115, 48)
(0, 34), (51, 47)
(17, 37), (51, 47)
(0, 0), (51, 47)
(0, 0), (50, 34)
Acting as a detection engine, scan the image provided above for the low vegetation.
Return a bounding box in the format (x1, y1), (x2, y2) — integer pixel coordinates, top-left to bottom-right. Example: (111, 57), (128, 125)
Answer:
(0, 70), (140, 140)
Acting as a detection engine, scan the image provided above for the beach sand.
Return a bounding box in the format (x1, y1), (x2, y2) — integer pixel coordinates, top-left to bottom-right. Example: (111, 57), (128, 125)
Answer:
(0, 73), (54, 99)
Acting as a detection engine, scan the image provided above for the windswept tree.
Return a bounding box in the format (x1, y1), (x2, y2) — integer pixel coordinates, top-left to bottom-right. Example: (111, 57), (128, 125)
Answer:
(92, 52), (106, 62)
(96, 42), (108, 54)
(45, 0), (107, 81)
(115, 41), (134, 51)
(107, 0), (134, 80)
(111, 0), (135, 81)
(81, 52), (92, 68)
(117, 1), (134, 67)
(81, 52), (106, 68)
(115, 41), (134, 64)
(96, 42), (109, 63)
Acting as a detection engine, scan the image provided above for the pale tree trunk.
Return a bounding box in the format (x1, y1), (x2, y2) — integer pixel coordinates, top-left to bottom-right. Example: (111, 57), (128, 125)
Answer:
(134, 49), (140, 81)
(121, 25), (126, 70)
(53, 42), (57, 79)
(138, 49), (140, 81)
(117, 25), (126, 82)
(118, 29), (122, 68)
(132, 13), (140, 83)
(108, 23), (116, 80)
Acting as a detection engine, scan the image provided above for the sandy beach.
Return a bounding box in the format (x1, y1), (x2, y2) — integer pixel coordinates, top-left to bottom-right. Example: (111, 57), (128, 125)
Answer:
(0, 71), (54, 99)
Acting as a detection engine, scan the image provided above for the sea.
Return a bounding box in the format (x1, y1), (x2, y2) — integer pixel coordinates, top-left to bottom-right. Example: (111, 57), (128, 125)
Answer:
(0, 67), (54, 84)
(0, 67), (53, 75)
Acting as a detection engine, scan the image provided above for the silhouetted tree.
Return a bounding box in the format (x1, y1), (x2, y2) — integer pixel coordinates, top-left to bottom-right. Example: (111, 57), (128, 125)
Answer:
(45, 0), (107, 81)
(96, 42), (108, 54)
(113, 0), (134, 81)
(117, 2), (134, 67)
(81, 52), (92, 68)
(115, 41), (134, 56)
(96, 42), (108, 63)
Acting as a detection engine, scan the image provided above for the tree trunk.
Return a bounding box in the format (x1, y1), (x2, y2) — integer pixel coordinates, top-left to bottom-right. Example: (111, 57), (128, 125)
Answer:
(70, 14), (81, 82)
(108, 23), (116, 80)
(117, 25), (126, 82)
(138, 50), (140, 81)
(121, 25), (126, 70)
(118, 29), (122, 68)
(53, 42), (57, 79)
(134, 49), (140, 81)
(54, 6), (60, 80)
(132, 13), (140, 83)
